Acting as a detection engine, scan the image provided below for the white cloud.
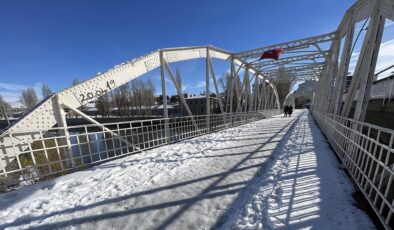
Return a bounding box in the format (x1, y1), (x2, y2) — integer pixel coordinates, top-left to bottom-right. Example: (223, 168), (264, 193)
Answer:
(196, 81), (206, 88)
(385, 20), (394, 28)
(375, 39), (394, 78)
(348, 39), (394, 78)
(0, 82), (42, 107)
(0, 82), (28, 91)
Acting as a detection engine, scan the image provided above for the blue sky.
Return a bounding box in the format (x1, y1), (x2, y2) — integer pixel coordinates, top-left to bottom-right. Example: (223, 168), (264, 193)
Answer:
(0, 0), (357, 105)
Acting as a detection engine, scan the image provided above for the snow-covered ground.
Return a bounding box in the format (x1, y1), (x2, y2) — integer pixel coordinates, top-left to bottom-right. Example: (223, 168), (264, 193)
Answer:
(0, 110), (373, 229)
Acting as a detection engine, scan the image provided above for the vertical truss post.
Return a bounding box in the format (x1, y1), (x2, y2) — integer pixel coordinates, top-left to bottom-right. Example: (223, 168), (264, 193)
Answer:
(257, 80), (265, 111)
(334, 15), (355, 115)
(354, 4), (385, 122)
(208, 53), (225, 114)
(254, 77), (261, 111)
(341, 1), (384, 119)
(236, 73), (246, 113)
(316, 58), (329, 113)
(270, 87), (276, 109)
(260, 80), (267, 110)
(229, 57), (235, 123)
(269, 82), (281, 110)
(265, 85), (270, 110)
(159, 51), (170, 142)
(267, 86), (273, 109)
(326, 37), (341, 114)
(243, 67), (250, 113)
(249, 73), (258, 113)
(51, 95), (75, 168)
(225, 69), (232, 113)
(317, 33), (340, 114)
(206, 47), (210, 132)
(234, 72), (242, 114)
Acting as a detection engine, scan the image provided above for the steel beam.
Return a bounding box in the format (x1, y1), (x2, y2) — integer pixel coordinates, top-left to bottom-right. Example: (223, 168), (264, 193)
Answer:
(252, 53), (327, 69)
(354, 2), (385, 122)
(206, 48), (210, 131)
(334, 15), (355, 115)
(62, 104), (141, 151)
(163, 60), (198, 129)
(208, 53), (225, 114)
(233, 32), (336, 59)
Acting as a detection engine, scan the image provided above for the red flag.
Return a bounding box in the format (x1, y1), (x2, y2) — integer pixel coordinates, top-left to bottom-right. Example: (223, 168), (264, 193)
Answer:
(259, 48), (284, 60)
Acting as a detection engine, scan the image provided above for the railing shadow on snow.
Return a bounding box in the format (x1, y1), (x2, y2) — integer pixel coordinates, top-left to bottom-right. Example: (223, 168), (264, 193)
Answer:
(0, 112), (296, 230)
(213, 111), (357, 229)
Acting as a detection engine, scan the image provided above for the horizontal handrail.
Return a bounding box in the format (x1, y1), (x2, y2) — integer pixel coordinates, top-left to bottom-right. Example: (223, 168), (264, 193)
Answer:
(312, 111), (394, 229)
(0, 110), (279, 191)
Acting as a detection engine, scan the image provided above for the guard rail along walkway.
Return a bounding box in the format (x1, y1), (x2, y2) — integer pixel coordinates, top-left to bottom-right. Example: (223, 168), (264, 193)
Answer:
(0, 0), (393, 228)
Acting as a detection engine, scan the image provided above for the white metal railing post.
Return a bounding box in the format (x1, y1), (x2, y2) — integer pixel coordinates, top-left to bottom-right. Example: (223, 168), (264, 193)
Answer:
(312, 111), (394, 229)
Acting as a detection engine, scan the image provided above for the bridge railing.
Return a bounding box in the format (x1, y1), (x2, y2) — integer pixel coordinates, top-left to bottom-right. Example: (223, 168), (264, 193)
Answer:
(313, 111), (394, 228)
(0, 109), (279, 191)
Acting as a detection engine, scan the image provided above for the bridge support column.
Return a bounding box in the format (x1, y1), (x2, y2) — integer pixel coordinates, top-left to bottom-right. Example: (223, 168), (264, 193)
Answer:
(249, 74), (257, 112)
(229, 58), (235, 123)
(255, 77), (261, 111)
(341, 0), (385, 121)
(333, 12), (355, 115)
(258, 79), (265, 111)
(325, 37), (341, 114)
(51, 95), (75, 168)
(243, 67), (250, 113)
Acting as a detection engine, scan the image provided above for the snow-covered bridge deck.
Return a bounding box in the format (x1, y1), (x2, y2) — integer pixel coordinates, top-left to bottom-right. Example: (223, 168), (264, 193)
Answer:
(0, 110), (373, 229)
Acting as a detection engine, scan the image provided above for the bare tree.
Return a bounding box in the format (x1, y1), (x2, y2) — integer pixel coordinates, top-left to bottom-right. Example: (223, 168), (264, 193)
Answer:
(95, 93), (111, 117)
(220, 72), (240, 112)
(20, 87), (38, 109)
(219, 72), (230, 92)
(144, 79), (156, 115)
(41, 83), (53, 98)
(130, 79), (145, 116)
(113, 84), (129, 116)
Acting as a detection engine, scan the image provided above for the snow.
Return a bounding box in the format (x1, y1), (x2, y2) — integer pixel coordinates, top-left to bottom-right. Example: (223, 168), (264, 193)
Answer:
(0, 110), (373, 229)
(220, 111), (374, 230)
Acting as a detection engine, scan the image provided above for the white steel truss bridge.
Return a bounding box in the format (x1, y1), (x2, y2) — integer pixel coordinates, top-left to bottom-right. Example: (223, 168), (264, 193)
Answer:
(0, 0), (394, 228)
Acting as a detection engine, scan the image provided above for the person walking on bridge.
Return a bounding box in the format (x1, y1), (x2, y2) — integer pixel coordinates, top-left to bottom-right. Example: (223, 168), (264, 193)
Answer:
(284, 105), (289, 117)
(288, 105), (293, 117)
